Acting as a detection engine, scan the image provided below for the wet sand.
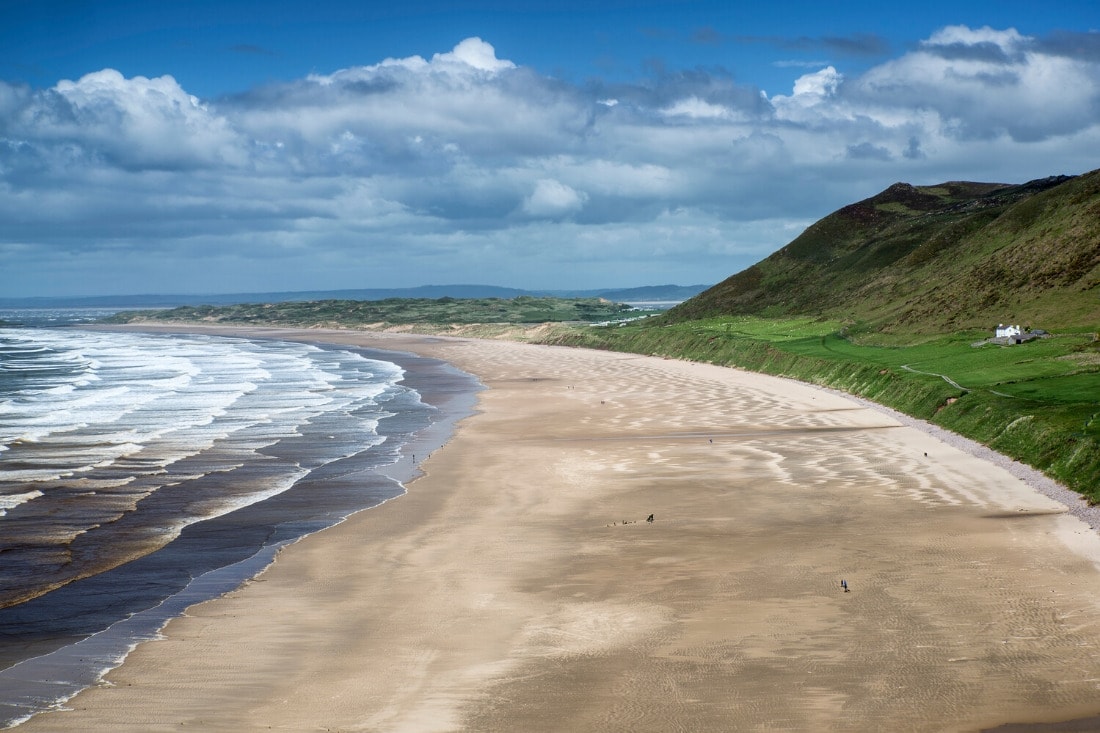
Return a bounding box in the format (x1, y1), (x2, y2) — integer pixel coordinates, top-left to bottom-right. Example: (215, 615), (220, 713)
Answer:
(18, 328), (1100, 732)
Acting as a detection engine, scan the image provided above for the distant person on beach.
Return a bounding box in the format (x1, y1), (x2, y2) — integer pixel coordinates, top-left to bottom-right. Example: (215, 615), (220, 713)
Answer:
(841, 579), (849, 592)
(647, 514), (654, 523)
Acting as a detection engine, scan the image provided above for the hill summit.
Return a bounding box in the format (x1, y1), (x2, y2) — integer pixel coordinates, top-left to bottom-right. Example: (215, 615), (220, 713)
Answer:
(671, 169), (1100, 332)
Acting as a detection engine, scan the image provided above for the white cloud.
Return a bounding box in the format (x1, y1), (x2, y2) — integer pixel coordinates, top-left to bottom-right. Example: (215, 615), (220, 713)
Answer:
(521, 179), (587, 218)
(661, 96), (739, 120)
(231, 38), (581, 171)
(1, 28), (1099, 296)
(768, 66), (849, 126)
(924, 24), (1026, 49)
(852, 26), (1100, 142)
(432, 37), (516, 73)
(792, 66), (842, 97)
(308, 36), (514, 86)
(24, 69), (244, 170)
(562, 159), (679, 198)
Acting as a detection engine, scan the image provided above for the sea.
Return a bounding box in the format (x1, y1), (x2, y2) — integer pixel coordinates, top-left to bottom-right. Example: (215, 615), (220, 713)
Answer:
(0, 310), (479, 728)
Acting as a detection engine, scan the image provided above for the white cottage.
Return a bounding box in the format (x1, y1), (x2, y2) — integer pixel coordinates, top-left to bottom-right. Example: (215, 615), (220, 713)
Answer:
(995, 324), (1022, 338)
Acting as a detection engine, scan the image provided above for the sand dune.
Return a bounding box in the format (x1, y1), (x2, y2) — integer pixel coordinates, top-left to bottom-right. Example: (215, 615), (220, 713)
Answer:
(20, 330), (1100, 732)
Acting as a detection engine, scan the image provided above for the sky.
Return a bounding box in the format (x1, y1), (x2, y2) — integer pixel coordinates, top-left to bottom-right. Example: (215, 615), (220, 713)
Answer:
(1, 1), (1099, 297)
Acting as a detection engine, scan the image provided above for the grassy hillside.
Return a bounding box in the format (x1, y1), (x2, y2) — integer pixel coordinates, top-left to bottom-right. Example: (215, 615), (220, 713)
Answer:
(541, 170), (1100, 498)
(672, 170), (1100, 333)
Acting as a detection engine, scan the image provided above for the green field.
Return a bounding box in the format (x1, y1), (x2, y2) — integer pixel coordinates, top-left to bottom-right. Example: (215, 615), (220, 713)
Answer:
(545, 316), (1100, 501)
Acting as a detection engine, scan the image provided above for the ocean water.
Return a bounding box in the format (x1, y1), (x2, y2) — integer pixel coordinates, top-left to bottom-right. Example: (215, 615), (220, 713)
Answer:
(0, 315), (478, 727)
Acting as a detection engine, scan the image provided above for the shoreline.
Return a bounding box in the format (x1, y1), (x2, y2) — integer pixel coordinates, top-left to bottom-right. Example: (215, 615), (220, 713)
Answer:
(16, 325), (1100, 731)
(0, 328), (481, 728)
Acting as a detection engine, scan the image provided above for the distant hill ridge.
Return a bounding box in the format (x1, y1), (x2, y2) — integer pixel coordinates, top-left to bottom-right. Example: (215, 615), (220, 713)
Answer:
(670, 169), (1100, 332)
(1, 284), (710, 310)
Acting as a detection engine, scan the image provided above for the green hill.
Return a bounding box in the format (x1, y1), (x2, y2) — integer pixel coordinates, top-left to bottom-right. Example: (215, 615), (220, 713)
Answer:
(670, 170), (1100, 332)
(545, 168), (1100, 499)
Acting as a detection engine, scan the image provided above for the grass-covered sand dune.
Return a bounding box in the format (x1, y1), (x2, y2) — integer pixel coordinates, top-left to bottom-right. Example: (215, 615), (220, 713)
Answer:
(103, 295), (636, 329)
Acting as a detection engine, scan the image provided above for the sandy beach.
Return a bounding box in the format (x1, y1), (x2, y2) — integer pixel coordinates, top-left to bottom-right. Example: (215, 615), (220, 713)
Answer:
(18, 328), (1100, 732)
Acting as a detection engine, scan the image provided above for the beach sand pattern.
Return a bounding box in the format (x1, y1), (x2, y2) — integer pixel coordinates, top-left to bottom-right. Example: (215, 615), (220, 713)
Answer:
(14, 329), (1100, 732)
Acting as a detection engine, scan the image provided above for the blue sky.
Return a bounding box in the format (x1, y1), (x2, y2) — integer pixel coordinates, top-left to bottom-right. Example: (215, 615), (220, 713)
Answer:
(1, 1), (1098, 297)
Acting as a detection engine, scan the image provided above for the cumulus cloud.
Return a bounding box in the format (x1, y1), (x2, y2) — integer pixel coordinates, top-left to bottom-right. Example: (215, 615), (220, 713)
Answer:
(791, 65), (842, 97)
(433, 37), (517, 72)
(521, 178), (587, 218)
(1, 29), (1099, 296)
(4, 69), (245, 172)
(852, 25), (1100, 142)
(768, 66), (846, 126)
